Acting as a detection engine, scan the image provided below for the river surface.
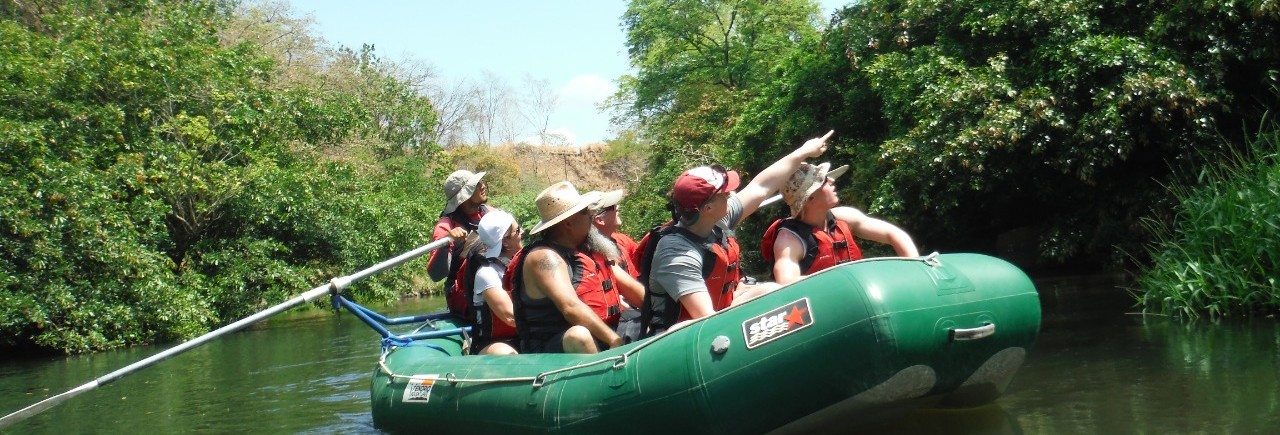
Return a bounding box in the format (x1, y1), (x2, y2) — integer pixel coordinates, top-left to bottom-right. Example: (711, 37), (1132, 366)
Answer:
(1, 274), (1277, 434)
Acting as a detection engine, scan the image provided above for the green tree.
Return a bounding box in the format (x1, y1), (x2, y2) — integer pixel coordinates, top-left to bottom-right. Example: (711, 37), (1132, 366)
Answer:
(1, 0), (445, 353)
(736, 0), (1280, 269)
(615, 0), (824, 239)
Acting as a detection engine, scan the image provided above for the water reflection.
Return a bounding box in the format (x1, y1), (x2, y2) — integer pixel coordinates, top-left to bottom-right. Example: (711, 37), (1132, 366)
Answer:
(2, 278), (1278, 434)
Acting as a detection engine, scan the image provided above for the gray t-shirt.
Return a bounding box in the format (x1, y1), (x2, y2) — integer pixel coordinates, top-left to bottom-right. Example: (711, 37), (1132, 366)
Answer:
(649, 196), (744, 302)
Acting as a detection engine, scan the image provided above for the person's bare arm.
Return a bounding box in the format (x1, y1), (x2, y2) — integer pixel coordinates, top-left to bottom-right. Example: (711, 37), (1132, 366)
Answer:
(833, 206), (919, 257)
(525, 250), (623, 348)
(677, 291), (716, 320)
(480, 286), (516, 327)
(771, 229), (807, 285)
(611, 263), (645, 308)
(736, 130), (833, 217)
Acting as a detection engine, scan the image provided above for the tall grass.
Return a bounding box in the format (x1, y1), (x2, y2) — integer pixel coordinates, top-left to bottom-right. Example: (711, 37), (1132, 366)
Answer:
(1135, 122), (1280, 319)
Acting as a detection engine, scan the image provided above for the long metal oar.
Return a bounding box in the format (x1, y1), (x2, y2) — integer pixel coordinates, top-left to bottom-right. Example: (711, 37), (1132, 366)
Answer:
(0, 237), (453, 430)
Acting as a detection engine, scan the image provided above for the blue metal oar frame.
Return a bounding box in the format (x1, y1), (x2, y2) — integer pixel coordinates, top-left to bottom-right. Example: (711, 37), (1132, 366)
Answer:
(331, 294), (470, 353)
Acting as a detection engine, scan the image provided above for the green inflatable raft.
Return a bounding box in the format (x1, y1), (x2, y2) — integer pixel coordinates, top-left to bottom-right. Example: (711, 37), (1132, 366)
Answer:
(367, 253), (1041, 434)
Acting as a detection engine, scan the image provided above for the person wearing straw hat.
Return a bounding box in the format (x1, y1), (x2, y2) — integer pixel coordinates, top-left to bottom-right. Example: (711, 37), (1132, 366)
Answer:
(428, 169), (489, 317)
(762, 162), (918, 285)
(639, 131), (832, 336)
(456, 209), (522, 355)
(505, 182), (624, 354)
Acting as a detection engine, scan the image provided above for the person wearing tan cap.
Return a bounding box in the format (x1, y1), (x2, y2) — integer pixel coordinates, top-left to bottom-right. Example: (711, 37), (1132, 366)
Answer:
(586, 190), (645, 308)
(639, 131), (832, 336)
(429, 170), (489, 317)
(504, 182), (624, 353)
(586, 189), (648, 343)
(762, 162), (918, 285)
(590, 190), (641, 278)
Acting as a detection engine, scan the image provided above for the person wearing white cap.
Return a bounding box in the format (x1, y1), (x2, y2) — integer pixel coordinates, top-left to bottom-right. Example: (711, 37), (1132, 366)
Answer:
(506, 182), (624, 354)
(762, 162), (918, 285)
(455, 209), (522, 355)
(428, 169), (489, 317)
(639, 131), (832, 336)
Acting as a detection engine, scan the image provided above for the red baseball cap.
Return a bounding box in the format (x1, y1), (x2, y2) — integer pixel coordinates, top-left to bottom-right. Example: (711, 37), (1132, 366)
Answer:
(671, 165), (741, 211)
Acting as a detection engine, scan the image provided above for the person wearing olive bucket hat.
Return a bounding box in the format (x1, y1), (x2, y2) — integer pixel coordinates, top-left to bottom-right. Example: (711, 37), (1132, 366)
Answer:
(638, 130), (832, 337)
(428, 169), (489, 318)
(761, 161), (919, 285)
(505, 182), (624, 354)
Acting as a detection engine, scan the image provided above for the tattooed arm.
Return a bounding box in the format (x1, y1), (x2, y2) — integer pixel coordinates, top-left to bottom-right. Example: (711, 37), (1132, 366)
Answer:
(523, 248), (623, 348)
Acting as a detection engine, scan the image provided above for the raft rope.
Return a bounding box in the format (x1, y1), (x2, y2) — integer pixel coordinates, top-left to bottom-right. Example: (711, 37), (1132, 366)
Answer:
(369, 252), (944, 389)
(376, 331), (660, 388)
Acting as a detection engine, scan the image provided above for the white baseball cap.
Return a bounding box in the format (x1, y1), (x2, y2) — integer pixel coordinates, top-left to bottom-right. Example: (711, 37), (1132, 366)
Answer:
(477, 210), (515, 258)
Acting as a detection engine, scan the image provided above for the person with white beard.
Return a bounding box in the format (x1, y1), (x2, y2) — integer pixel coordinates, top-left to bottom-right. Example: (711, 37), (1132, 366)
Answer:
(505, 182), (624, 354)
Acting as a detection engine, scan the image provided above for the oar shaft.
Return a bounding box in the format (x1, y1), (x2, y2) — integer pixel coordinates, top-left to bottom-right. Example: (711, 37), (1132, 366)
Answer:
(0, 381), (99, 430)
(98, 284), (333, 385)
(0, 237), (453, 430)
(338, 238), (452, 288)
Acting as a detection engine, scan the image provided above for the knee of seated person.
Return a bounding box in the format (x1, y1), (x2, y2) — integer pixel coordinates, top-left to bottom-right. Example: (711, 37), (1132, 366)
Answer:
(562, 326), (598, 353)
(480, 342), (518, 355)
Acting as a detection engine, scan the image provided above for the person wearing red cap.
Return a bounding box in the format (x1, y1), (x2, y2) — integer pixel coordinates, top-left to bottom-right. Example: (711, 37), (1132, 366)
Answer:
(639, 131), (833, 335)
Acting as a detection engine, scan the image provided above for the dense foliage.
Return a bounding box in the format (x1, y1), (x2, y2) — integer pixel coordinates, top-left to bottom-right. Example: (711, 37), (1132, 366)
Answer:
(613, 0), (823, 252)
(1136, 122), (1280, 319)
(1, 0), (443, 353)
(743, 0), (1280, 268)
(618, 0), (1280, 274)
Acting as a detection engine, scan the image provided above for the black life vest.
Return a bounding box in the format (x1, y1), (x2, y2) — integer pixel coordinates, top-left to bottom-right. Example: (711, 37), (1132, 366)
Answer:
(455, 253), (516, 348)
(506, 241), (619, 351)
(636, 224), (741, 337)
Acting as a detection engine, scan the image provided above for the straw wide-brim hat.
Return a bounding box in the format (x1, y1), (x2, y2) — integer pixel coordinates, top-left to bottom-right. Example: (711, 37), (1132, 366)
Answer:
(782, 163), (849, 217)
(588, 189), (625, 213)
(529, 181), (602, 235)
(443, 170), (487, 214)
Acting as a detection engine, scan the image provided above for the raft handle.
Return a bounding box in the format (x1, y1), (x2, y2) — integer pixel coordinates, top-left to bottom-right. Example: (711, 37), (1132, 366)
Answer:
(612, 353), (629, 370)
(923, 252), (942, 267)
(950, 322), (995, 341)
(532, 373), (547, 389)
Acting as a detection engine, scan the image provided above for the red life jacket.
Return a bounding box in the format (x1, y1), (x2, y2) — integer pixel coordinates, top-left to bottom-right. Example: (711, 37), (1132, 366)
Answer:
(454, 254), (516, 343)
(506, 241), (622, 347)
(637, 224), (741, 336)
(761, 213), (862, 278)
(582, 251), (623, 326)
(610, 232), (641, 279)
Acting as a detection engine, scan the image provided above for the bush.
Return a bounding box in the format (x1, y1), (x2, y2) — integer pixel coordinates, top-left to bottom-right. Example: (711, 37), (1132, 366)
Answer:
(1136, 123), (1280, 319)
(0, 1), (443, 353)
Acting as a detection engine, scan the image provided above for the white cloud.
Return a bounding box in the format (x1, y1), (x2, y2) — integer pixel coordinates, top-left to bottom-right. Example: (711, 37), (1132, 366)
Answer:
(558, 74), (616, 106)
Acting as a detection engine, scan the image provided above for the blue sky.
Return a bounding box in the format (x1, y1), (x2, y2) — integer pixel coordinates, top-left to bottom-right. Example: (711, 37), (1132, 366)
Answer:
(295, 1), (844, 146)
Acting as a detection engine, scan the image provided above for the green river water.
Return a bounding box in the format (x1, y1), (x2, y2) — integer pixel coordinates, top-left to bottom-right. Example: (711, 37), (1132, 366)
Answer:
(2, 275), (1277, 434)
